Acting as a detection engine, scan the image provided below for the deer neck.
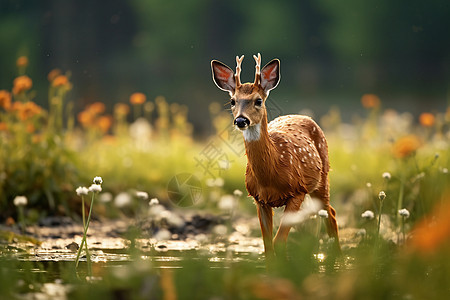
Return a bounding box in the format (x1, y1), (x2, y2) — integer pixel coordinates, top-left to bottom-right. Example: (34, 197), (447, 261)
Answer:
(243, 113), (277, 179)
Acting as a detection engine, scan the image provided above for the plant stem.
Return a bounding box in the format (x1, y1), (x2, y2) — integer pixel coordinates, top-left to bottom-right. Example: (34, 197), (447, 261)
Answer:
(75, 192), (96, 268)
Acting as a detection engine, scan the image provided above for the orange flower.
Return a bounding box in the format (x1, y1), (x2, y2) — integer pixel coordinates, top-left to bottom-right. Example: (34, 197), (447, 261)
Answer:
(392, 135), (421, 158)
(14, 101), (42, 121)
(48, 69), (61, 82)
(0, 122), (8, 131)
(87, 102), (106, 115)
(419, 112), (435, 127)
(77, 110), (95, 127)
(114, 103), (130, 116)
(96, 115), (112, 133)
(130, 92), (146, 105)
(26, 123), (35, 133)
(361, 94), (381, 109)
(0, 90), (12, 110)
(52, 75), (71, 89)
(16, 56), (28, 68)
(13, 75), (33, 95)
(410, 194), (450, 255)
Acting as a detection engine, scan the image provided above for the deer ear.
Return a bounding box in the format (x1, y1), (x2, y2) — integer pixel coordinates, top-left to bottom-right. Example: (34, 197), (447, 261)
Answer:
(260, 59), (280, 93)
(211, 60), (236, 95)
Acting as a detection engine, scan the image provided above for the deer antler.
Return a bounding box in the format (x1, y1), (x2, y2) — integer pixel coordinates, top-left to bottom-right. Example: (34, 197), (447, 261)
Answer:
(235, 55), (244, 87)
(253, 53), (261, 85)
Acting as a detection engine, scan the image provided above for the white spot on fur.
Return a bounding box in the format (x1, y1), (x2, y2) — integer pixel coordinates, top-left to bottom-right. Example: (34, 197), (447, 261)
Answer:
(242, 124), (261, 142)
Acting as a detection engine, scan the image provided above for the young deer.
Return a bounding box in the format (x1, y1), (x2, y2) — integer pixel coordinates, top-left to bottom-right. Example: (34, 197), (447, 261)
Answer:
(211, 53), (340, 256)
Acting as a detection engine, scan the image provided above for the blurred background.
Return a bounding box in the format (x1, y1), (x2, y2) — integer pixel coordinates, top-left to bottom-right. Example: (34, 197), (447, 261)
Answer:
(1, 0), (449, 135)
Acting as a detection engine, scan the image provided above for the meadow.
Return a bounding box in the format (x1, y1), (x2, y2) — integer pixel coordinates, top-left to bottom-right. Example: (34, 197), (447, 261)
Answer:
(1, 57), (450, 299)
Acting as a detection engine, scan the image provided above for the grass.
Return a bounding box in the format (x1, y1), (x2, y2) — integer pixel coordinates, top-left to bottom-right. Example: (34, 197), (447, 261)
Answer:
(1, 58), (450, 299)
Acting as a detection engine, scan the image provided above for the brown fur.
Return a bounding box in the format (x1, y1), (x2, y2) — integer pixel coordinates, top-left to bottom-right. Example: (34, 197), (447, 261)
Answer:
(211, 55), (340, 256)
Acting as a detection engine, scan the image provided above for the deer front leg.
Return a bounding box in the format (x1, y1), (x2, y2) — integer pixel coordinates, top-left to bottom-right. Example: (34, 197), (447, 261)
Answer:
(273, 194), (305, 255)
(256, 202), (274, 258)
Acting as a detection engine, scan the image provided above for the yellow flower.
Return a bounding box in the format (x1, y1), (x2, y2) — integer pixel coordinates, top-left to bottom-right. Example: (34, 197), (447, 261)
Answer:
(114, 103), (130, 117)
(0, 90), (12, 110)
(419, 112), (435, 127)
(13, 75), (33, 95)
(392, 135), (421, 158)
(16, 56), (28, 68)
(130, 92), (146, 105)
(361, 94), (380, 109)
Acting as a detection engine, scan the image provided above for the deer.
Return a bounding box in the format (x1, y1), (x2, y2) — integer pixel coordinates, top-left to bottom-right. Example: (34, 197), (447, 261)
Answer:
(211, 53), (340, 257)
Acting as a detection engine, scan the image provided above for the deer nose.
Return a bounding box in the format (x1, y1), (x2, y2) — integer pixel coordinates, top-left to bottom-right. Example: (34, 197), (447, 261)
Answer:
(234, 116), (250, 129)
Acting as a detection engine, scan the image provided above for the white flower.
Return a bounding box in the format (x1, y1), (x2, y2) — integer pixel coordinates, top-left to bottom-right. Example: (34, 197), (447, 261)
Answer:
(93, 176), (103, 185)
(442, 168), (448, 174)
(99, 192), (113, 203)
(398, 208), (410, 218)
(378, 191), (386, 201)
(89, 184), (102, 193)
(218, 195), (235, 211)
(76, 186), (89, 196)
(114, 192), (132, 208)
(136, 191), (149, 200)
(382, 172), (391, 180)
(13, 196), (28, 207)
(361, 210), (375, 220)
(366, 182), (372, 188)
(318, 209), (328, 218)
(149, 198), (159, 206)
(233, 189), (243, 197)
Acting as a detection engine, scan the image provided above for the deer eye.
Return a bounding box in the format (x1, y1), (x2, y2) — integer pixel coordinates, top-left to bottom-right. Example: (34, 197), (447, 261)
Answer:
(230, 99), (236, 107)
(255, 99), (263, 107)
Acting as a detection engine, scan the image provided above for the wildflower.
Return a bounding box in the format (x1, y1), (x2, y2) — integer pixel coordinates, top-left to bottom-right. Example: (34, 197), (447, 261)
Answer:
(13, 196), (28, 206)
(12, 101), (42, 121)
(382, 172), (391, 180)
(361, 210), (375, 220)
(318, 209), (328, 218)
(378, 191), (386, 201)
(52, 75), (71, 89)
(218, 195), (235, 211)
(93, 176), (103, 185)
(0, 90), (11, 110)
(130, 92), (146, 105)
(48, 69), (62, 82)
(149, 198), (159, 206)
(12, 75), (32, 94)
(419, 112), (435, 127)
(366, 182), (372, 188)
(0, 122), (7, 131)
(442, 168), (448, 174)
(398, 208), (410, 218)
(410, 197), (450, 254)
(16, 56), (28, 68)
(114, 103), (130, 116)
(89, 184), (102, 193)
(99, 192), (113, 203)
(361, 94), (380, 109)
(392, 135), (421, 158)
(76, 187), (89, 196)
(233, 189), (243, 197)
(114, 192), (131, 208)
(87, 102), (106, 115)
(136, 191), (149, 200)
(77, 110), (95, 127)
(96, 115), (113, 133)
